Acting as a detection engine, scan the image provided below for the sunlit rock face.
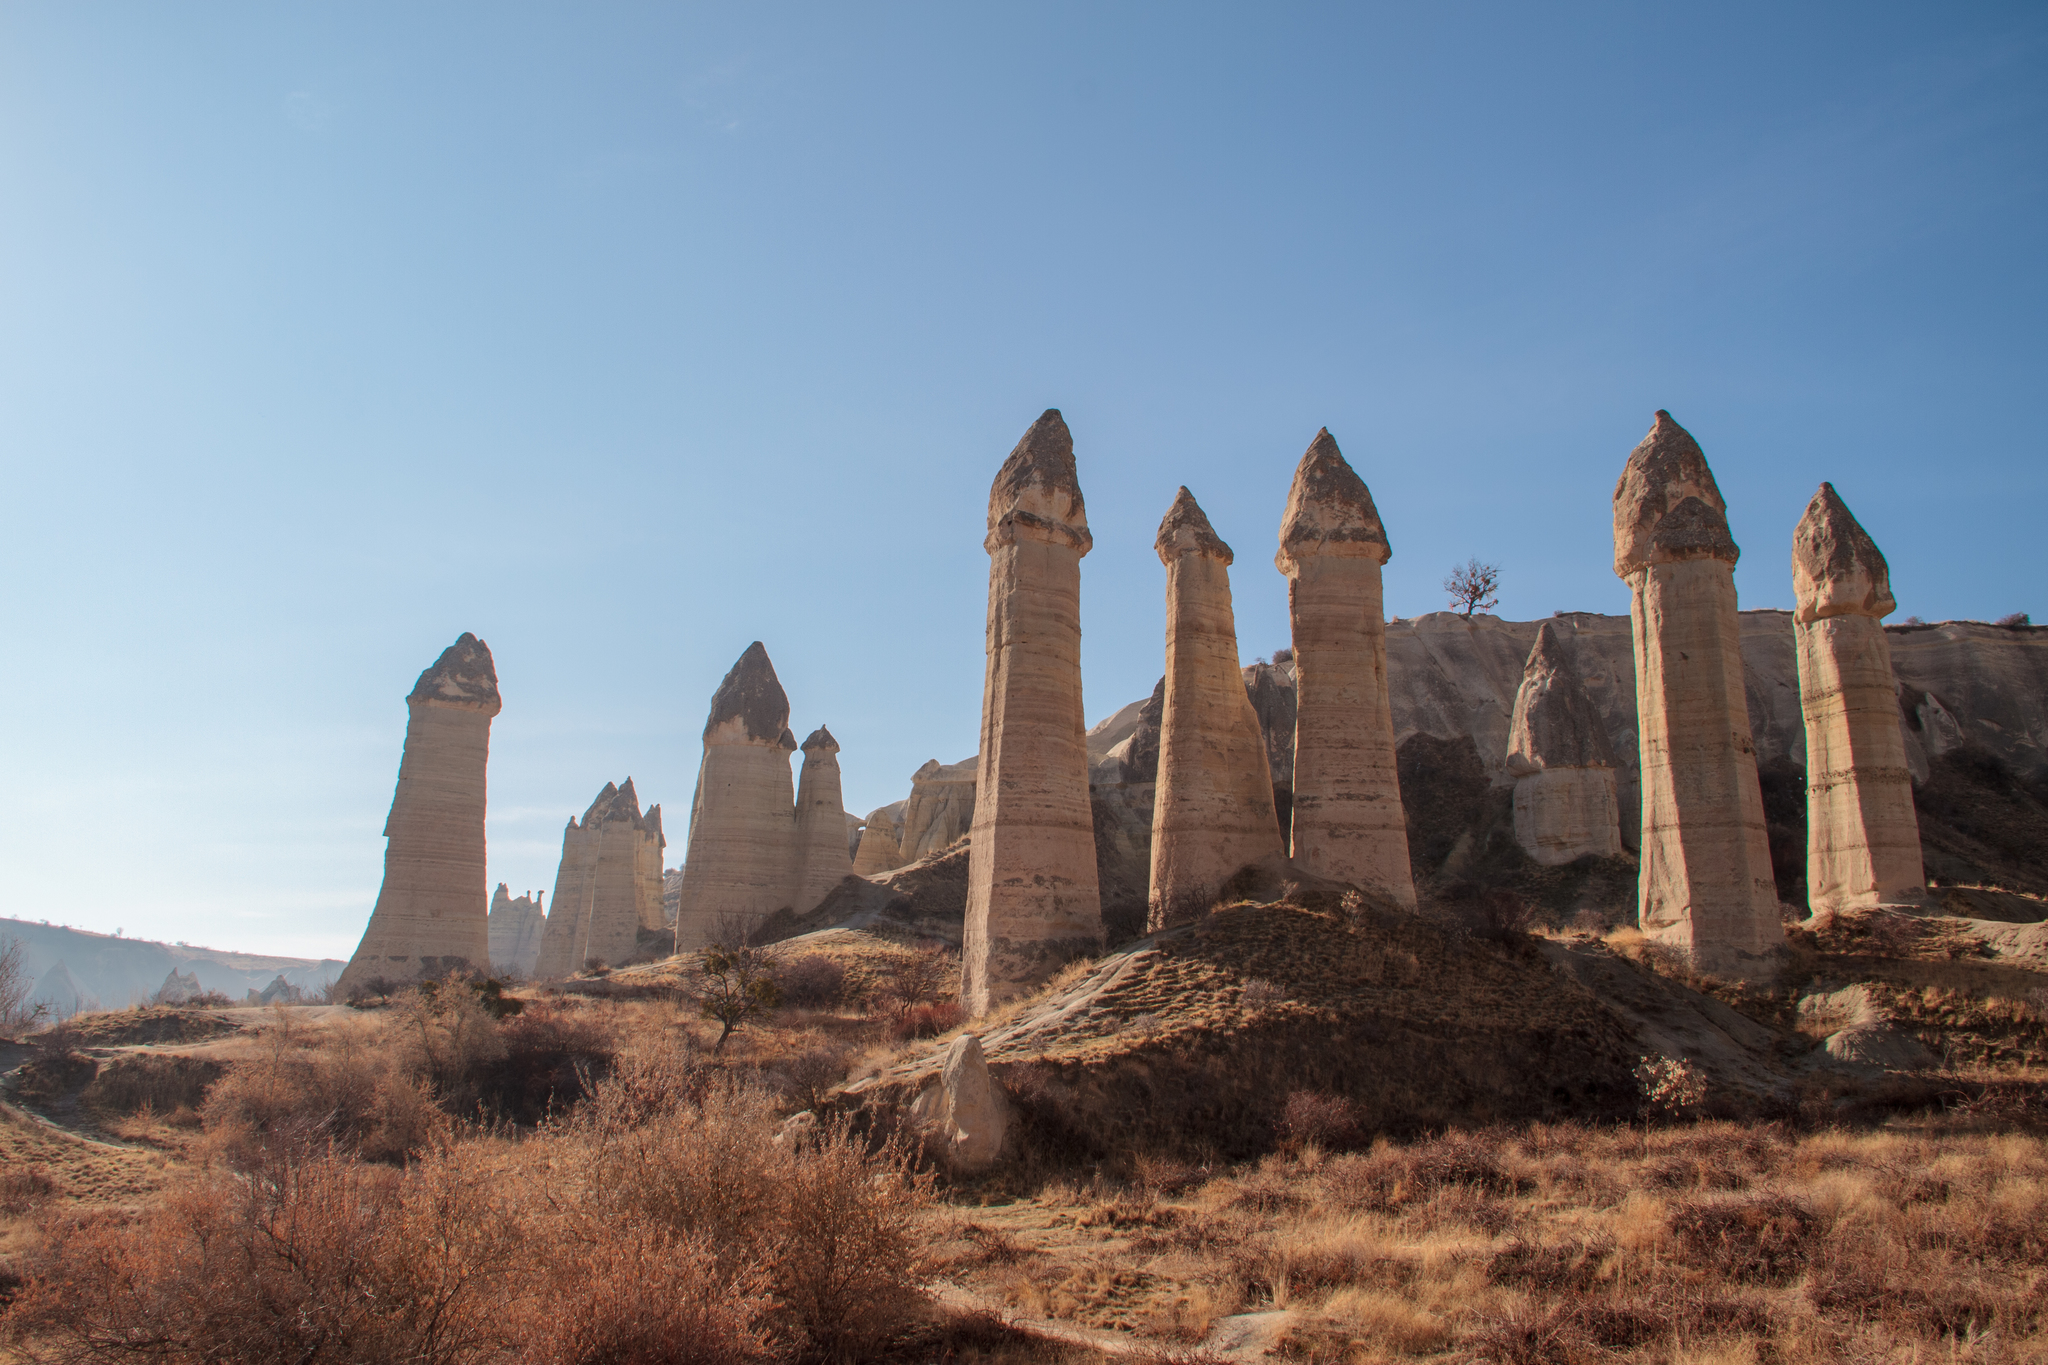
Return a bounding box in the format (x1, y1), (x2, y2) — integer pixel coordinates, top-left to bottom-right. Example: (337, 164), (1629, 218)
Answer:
(900, 758), (979, 863)
(487, 884), (545, 977)
(792, 727), (855, 916)
(1792, 482), (1926, 915)
(1506, 622), (1625, 866)
(963, 409), (1103, 1016)
(534, 780), (666, 977)
(675, 642), (799, 951)
(1613, 412), (1781, 977)
(338, 633), (501, 993)
(1275, 429), (1416, 908)
(1148, 487), (1283, 930)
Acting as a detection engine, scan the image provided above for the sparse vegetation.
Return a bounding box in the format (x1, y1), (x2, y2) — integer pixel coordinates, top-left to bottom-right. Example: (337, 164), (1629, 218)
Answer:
(0, 934), (49, 1034)
(1444, 557), (1501, 618)
(698, 943), (785, 1051)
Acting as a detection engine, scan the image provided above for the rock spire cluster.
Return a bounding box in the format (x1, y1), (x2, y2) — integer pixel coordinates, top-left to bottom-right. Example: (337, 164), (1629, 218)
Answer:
(487, 884), (545, 977)
(1274, 430), (1417, 907)
(963, 409), (1103, 1016)
(1147, 487), (1284, 929)
(1792, 482), (1925, 914)
(534, 780), (666, 976)
(337, 633), (501, 993)
(1612, 412), (1782, 975)
(1506, 622), (1624, 865)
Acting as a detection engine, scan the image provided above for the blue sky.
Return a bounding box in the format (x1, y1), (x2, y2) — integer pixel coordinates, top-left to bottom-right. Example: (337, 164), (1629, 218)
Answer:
(1, 4), (2041, 959)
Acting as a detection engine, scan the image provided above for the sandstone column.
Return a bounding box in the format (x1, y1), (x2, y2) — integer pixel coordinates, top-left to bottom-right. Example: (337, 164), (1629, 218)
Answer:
(1506, 622), (1625, 865)
(1793, 482), (1926, 914)
(1613, 411), (1782, 974)
(1148, 487), (1284, 930)
(792, 726), (855, 914)
(963, 409), (1102, 1015)
(533, 805), (600, 980)
(675, 642), (799, 950)
(1274, 430), (1417, 907)
(852, 807), (904, 874)
(635, 801), (668, 934)
(337, 633), (500, 993)
(487, 884), (546, 978)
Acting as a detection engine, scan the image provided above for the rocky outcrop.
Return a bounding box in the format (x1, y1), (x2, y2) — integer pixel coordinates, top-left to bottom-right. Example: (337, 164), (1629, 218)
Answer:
(676, 644), (800, 951)
(337, 634), (501, 993)
(487, 884), (545, 977)
(852, 805), (905, 874)
(899, 758), (978, 863)
(964, 409), (1103, 1015)
(152, 969), (202, 1005)
(793, 727), (855, 915)
(1506, 622), (1624, 866)
(1793, 483), (1927, 914)
(1274, 429), (1416, 907)
(1613, 413), (1781, 975)
(1243, 654), (1298, 836)
(1148, 488), (1284, 929)
(905, 1034), (1011, 1172)
(535, 781), (667, 977)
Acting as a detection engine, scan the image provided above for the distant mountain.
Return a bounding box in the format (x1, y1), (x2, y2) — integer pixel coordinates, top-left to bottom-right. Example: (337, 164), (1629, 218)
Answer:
(0, 918), (344, 1015)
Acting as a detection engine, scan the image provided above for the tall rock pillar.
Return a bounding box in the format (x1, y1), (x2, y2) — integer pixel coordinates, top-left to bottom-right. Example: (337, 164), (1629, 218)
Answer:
(337, 633), (500, 992)
(1613, 411), (1782, 974)
(675, 643), (799, 950)
(1274, 430), (1417, 907)
(1792, 482), (1925, 914)
(1148, 487), (1284, 930)
(792, 726), (855, 914)
(963, 409), (1102, 1015)
(1506, 623), (1625, 865)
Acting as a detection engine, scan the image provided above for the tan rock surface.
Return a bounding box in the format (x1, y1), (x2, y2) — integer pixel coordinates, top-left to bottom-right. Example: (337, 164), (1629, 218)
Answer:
(337, 633), (500, 992)
(1793, 482), (1926, 913)
(851, 805), (905, 874)
(1149, 487), (1284, 930)
(899, 757), (979, 862)
(963, 409), (1103, 1015)
(1613, 412), (1781, 975)
(1507, 622), (1624, 865)
(1274, 430), (1416, 907)
(905, 1033), (1011, 1173)
(675, 643), (799, 951)
(487, 884), (545, 977)
(792, 726), (855, 915)
(534, 780), (666, 977)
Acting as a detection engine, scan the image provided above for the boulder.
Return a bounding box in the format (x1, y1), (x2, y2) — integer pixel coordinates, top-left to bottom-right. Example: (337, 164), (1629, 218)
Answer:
(907, 1034), (1010, 1172)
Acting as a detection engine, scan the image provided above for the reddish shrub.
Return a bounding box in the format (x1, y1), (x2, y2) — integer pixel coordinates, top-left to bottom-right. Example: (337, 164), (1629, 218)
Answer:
(885, 1001), (964, 1042)
(1278, 1090), (1362, 1151)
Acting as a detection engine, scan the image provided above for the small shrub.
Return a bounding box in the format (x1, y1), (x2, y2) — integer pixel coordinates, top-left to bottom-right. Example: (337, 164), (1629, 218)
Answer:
(697, 944), (783, 1051)
(0, 1164), (57, 1216)
(777, 954), (846, 1010)
(1667, 1193), (1816, 1284)
(1635, 1055), (1708, 1120)
(477, 1001), (617, 1124)
(1995, 612), (2031, 628)
(775, 1041), (852, 1113)
(885, 1001), (964, 1042)
(1240, 978), (1286, 1009)
(12, 1051), (97, 1103)
(1278, 1090), (1361, 1151)
(1485, 1235), (1615, 1292)
(82, 1054), (224, 1118)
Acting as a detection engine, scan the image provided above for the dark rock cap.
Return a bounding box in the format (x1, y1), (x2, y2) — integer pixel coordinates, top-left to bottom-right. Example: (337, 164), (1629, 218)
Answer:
(1792, 482), (1895, 622)
(408, 632), (502, 713)
(1155, 486), (1233, 566)
(1507, 622), (1616, 773)
(581, 779), (648, 827)
(704, 642), (792, 744)
(1649, 495), (1740, 566)
(801, 725), (840, 755)
(986, 408), (1093, 553)
(1613, 411), (1728, 576)
(1276, 429), (1390, 573)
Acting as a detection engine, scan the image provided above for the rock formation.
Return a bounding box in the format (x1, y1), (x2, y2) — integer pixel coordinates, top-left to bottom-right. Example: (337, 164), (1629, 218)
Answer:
(852, 806), (905, 874)
(1792, 483), (1926, 914)
(337, 633), (500, 993)
(1612, 412), (1781, 974)
(1274, 430), (1417, 907)
(1243, 653), (1298, 838)
(534, 781), (667, 977)
(899, 758), (979, 861)
(1506, 622), (1625, 865)
(905, 1033), (1011, 1173)
(963, 409), (1103, 1015)
(675, 643), (799, 951)
(792, 727), (856, 914)
(1148, 487), (1285, 929)
(487, 884), (545, 977)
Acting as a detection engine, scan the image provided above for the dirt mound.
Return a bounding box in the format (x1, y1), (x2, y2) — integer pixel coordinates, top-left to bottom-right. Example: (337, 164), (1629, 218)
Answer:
(846, 901), (1644, 1164)
(40, 1008), (239, 1048)
(753, 842), (973, 947)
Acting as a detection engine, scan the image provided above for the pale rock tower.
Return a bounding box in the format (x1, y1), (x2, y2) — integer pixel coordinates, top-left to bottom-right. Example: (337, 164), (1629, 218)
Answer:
(487, 884), (545, 977)
(852, 807), (904, 874)
(1506, 622), (1625, 865)
(792, 726), (855, 914)
(962, 409), (1102, 1015)
(534, 780), (667, 977)
(1613, 411), (1782, 975)
(675, 643), (799, 950)
(1792, 482), (1925, 915)
(337, 633), (500, 993)
(1274, 430), (1417, 907)
(1148, 487), (1284, 930)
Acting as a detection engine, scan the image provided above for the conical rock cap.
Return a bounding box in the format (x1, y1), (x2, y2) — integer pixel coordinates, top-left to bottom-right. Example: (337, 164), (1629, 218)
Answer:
(801, 725), (840, 755)
(1792, 482), (1894, 623)
(704, 641), (791, 744)
(987, 409), (1092, 553)
(1155, 486), (1233, 565)
(1612, 411), (1730, 576)
(1276, 429), (1389, 574)
(408, 632), (502, 713)
(1507, 622), (1616, 774)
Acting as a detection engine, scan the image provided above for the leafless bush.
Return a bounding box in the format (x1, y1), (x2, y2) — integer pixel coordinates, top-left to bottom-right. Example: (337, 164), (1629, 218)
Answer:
(82, 1054), (224, 1118)
(0, 935), (47, 1034)
(1995, 611), (2031, 628)
(775, 954), (845, 1010)
(1444, 558), (1501, 618)
(775, 1042), (852, 1113)
(200, 1017), (443, 1167)
(1278, 1090), (1362, 1151)
(0, 1164), (57, 1217)
(1239, 978), (1286, 1009)
(884, 1001), (965, 1042)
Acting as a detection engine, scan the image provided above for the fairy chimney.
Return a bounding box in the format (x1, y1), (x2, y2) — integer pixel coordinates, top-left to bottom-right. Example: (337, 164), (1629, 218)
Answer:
(792, 726), (855, 914)
(487, 884), (545, 977)
(1274, 430), (1417, 907)
(852, 806), (905, 874)
(963, 409), (1103, 1015)
(674, 643), (799, 950)
(1792, 482), (1925, 914)
(337, 634), (500, 993)
(534, 780), (668, 977)
(1506, 622), (1624, 865)
(1148, 487), (1284, 929)
(1613, 411), (1782, 974)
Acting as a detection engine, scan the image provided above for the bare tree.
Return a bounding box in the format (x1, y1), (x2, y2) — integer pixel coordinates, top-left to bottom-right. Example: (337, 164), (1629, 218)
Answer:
(696, 941), (783, 1052)
(1444, 559), (1501, 618)
(0, 935), (48, 1033)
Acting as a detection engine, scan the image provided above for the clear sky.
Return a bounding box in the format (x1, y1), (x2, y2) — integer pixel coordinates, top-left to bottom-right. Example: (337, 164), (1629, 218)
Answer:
(2, 4), (2041, 961)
